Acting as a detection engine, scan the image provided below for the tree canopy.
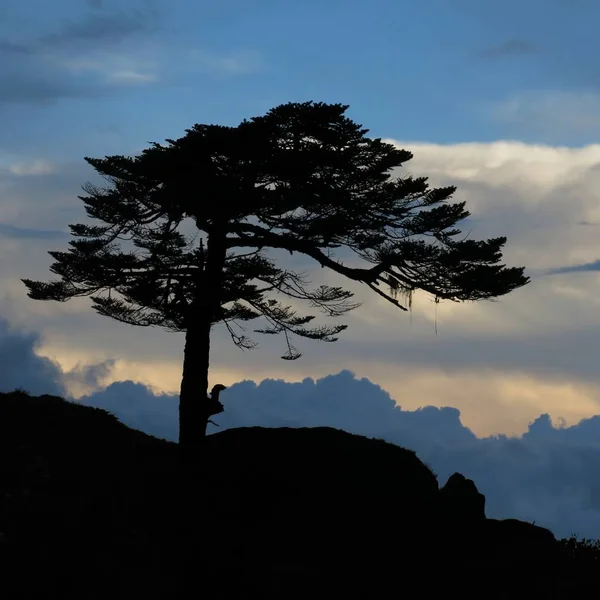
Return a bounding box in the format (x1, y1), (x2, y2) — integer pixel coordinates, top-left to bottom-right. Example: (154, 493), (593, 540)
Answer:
(23, 102), (528, 357)
(22, 101), (529, 446)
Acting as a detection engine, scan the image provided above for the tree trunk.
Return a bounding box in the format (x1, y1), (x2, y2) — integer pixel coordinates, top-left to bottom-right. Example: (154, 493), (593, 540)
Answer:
(178, 227), (228, 464)
(178, 317), (211, 462)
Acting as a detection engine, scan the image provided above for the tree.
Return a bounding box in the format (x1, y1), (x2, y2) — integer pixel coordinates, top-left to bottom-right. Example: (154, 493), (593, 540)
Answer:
(21, 101), (529, 459)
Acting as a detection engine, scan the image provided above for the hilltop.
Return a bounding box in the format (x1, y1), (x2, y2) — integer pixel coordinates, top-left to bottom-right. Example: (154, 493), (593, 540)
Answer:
(1, 389), (599, 598)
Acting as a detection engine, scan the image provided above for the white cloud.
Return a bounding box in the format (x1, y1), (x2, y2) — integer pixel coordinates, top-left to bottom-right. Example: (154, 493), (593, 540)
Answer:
(61, 53), (159, 85)
(55, 43), (262, 87)
(108, 70), (157, 84)
(8, 159), (54, 176)
(379, 139), (600, 323)
(189, 49), (264, 74)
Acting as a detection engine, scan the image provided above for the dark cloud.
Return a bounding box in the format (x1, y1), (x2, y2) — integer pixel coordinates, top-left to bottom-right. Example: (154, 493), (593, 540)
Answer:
(0, 8), (153, 56)
(0, 69), (98, 105)
(60, 359), (117, 391)
(40, 11), (154, 50)
(333, 327), (600, 387)
(483, 39), (536, 58)
(81, 380), (179, 441)
(0, 317), (112, 400)
(0, 6), (158, 105)
(0, 39), (34, 55)
(546, 259), (600, 274)
(0, 223), (67, 241)
(0, 319), (65, 397)
(0, 164), (102, 231)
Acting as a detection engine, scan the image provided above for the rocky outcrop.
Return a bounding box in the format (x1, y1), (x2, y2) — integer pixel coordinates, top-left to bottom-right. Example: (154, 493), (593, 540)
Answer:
(482, 518), (561, 561)
(438, 472), (486, 521)
(436, 472), (560, 561)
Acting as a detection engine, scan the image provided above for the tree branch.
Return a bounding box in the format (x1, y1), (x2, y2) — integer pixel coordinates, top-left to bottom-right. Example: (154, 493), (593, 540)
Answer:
(227, 223), (388, 284)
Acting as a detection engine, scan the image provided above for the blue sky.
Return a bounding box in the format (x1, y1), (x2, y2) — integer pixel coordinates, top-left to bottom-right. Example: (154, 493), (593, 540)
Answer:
(2, 0), (600, 161)
(3, 0), (600, 539)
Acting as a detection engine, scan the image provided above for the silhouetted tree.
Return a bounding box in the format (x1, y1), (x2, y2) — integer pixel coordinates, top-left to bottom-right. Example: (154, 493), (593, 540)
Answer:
(21, 101), (529, 459)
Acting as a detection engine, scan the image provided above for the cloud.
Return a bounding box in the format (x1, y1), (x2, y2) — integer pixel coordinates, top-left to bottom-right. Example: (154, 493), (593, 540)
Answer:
(0, 160), (95, 233)
(81, 380), (179, 441)
(61, 54), (159, 85)
(8, 160), (55, 176)
(483, 39), (536, 58)
(0, 75), (95, 105)
(108, 70), (158, 84)
(40, 11), (154, 50)
(0, 5), (260, 105)
(382, 139), (600, 275)
(0, 39), (33, 55)
(0, 5), (160, 104)
(546, 259), (600, 275)
(0, 223), (66, 241)
(59, 358), (118, 399)
(0, 318), (65, 397)
(0, 315), (115, 400)
(189, 49), (265, 75)
(486, 90), (600, 140)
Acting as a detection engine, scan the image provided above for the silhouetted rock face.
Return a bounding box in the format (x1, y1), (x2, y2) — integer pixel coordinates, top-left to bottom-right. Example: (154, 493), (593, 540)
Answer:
(435, 474), (560, 561)
(481, 518), (560, 561)
(0, 391), (590, 597)
(438, 472), (486, 522)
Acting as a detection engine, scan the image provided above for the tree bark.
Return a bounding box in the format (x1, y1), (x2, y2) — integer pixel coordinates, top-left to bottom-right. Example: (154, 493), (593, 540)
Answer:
(178, 317), (211, 461)
(178, 226), (228, 464)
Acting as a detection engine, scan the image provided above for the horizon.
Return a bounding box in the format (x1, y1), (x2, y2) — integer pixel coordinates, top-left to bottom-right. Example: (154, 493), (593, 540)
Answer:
(2, 0), (600, 541)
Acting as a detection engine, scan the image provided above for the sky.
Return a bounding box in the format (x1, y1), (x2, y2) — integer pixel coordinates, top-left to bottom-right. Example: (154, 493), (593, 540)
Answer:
(2, 0), (600, 539)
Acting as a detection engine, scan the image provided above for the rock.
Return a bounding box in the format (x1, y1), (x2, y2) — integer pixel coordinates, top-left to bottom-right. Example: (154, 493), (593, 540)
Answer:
(438, 472), (486, 522)
(482, 518), (561, 561)
(435, 475), (560, 563)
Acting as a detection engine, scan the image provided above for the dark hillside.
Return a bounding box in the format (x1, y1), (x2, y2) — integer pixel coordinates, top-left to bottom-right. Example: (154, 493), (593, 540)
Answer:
(0, 390), (598, 597)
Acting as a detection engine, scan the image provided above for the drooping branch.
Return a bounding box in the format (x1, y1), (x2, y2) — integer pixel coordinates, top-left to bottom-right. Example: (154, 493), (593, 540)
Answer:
(227, 220), (525, 306)
(227, 223), (388, 282)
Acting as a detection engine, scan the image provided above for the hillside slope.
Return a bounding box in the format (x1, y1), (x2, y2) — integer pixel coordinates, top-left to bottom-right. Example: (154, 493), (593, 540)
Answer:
(1, 389), (598, 597)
